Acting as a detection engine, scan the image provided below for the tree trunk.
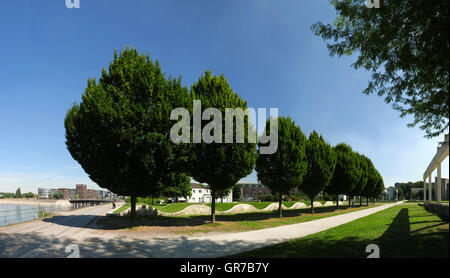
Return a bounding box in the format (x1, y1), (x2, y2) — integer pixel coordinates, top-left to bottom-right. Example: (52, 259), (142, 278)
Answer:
(130, 195), (136, 227)
(348, 196), (352, 208)
(311, 197), (314, 214)
(336, 195), (339, 209)
(360, 196), (362, 207)
(278, 193), (283, 218)
(211, 189), (216, 224)
(366, 198), (369, 206)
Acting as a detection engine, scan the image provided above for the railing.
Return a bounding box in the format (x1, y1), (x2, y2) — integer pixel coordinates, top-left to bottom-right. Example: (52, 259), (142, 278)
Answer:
(0, 205), (73, 227)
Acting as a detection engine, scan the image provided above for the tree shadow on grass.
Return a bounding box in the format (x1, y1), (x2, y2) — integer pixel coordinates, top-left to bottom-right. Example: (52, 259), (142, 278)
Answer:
(0, 230), (285, 258)
(42, 205), (363, 230)
(231, 207), (449, 258)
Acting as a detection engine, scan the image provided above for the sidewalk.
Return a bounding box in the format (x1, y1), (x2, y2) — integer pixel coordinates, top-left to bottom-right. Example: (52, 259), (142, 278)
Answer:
(0, 202), (402, 258)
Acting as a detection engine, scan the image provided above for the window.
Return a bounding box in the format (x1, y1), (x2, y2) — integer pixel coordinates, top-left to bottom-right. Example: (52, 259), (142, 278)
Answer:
(192, 197), (195, 201)
(199, 190), (202, 193)
(193, 190), (195, 193)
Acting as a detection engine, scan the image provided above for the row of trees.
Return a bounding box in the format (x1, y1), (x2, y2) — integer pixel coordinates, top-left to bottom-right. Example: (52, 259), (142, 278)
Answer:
(65, 47), (383, 225)
(0, 188), (34, 199)
(256, 117), (384, 217)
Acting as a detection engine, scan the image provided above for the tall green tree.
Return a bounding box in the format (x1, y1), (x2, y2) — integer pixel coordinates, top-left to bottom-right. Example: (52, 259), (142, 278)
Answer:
(157, 173), (192, 201)
(65, 47), (191, 225)
(189, 70), (257, 223)
(360, 157), (378, 205)
(312, 0), (449, 138)
(301, 131), (337, 214)
(256, 117), (308, 218)
(325, 143), (362, 209)
(353, 153), (369, 206)
(15, 188), (21, 198)
(232, 184), (242, 201)
(371, 171), (385, 203)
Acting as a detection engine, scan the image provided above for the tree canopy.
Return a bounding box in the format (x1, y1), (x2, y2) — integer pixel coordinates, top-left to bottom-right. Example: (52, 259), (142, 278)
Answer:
(301, 131), (337, 213)
(256, 116), (308, 218)
(326, 143), (362, 208)
(189, 70), (257, 223)
(64, 47), (191, 225)
(312, 0), (449, 138)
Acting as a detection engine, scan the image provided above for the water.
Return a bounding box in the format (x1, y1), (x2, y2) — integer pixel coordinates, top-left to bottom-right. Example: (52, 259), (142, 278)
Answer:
(0, 204), (66, 227)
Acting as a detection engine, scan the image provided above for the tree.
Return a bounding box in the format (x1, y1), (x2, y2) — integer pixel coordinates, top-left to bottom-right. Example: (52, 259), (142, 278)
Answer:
(301, 131), (337, 214)
(156, 173), (192, 201)
(52, 191), (64, 200)
(189, 70), (257, 223)
(312, 0), (449, 138)
(360, 157), (378, 205)
(65, 47), (191, 226)
(256, 117), (308, 218)
(325, 143), (362, 209)
(353, 154), (369, 206)
(371, 172), (385, 202)
(232, 184), (242, 201)
(15, 188), (21, 198)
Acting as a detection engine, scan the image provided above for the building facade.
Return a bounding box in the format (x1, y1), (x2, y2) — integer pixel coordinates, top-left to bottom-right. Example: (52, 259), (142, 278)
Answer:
(38, 185), (116, 200)
(75, 184), (87, 199)
(239, 182), (271, 201)
(187, 183), (233, 203)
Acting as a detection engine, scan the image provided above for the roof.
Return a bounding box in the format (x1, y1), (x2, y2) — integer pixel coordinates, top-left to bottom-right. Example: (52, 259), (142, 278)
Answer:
(191, 183), (208, 189)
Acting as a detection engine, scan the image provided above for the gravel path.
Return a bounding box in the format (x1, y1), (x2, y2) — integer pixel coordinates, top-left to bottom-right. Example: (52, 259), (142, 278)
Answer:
(0, 202), (402, 258)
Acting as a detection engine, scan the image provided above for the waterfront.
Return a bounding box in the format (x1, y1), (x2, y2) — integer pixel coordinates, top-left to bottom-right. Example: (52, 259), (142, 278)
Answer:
(0, 204), (69, 227)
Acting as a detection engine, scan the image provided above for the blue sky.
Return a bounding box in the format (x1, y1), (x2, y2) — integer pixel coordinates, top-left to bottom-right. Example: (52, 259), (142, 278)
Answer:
(0, 0), (448, 193)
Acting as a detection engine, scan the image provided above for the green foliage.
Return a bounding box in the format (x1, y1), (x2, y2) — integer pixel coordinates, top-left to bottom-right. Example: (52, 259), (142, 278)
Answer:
(52, 191), (64, 200)
(15, 188), (21, 198)
(156, 173), (192, 199)
(64, 47), (191, 224)
(232, 184), (242, 201)
(326, 143), (362, 198)
(312, 0), (449, 138)
(22, 192), (34, 198)
(256, 116), (308, 217)
(301, 131), (337, 213)
(189, 70), (257, 223)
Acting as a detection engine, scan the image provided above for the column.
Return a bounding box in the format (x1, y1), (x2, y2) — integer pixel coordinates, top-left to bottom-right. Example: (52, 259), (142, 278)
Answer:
(423, 178), (426, 202)
(437, 163), (442, 203)
(428, 175), (432, 202)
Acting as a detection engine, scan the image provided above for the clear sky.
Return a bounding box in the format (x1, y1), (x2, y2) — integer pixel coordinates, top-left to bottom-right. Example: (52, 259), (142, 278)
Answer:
(0, 0), (448, 194)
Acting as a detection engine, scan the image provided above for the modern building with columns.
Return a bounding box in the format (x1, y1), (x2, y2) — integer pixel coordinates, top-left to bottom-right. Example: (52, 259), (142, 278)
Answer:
(423, 133), (449, 203)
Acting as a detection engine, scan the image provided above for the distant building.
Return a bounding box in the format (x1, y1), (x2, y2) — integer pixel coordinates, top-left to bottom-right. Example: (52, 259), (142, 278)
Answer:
(239, 182), (271, 201)
(38, 188), (57, 199)
(58, 188), (75, 200)
(38, 185), (116, 200)
(188, 183), (233, 203)
(76, 184), (87, 199)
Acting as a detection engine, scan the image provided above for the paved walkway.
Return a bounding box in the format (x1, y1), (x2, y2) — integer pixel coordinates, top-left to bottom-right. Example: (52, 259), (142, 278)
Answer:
(0, 202), (402, 258)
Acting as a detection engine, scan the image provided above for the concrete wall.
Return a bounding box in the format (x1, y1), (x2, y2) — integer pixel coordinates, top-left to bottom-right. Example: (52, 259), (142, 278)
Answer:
(423, 203), (449, 220)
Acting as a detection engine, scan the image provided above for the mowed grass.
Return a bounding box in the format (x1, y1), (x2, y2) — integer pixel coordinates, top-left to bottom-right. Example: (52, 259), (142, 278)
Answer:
(112, 203), (130, 213)
(97, 204), (376, 236)
(230, 203), (449, 258)
(135, 200), (320, 213)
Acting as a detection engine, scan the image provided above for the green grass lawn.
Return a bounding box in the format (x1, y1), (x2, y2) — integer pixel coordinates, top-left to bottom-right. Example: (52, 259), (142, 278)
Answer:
(230, 203), (449, 258)
(112, 203), (130, 213)
(118, 200), (333, 214)
(138, 200), (321, 213)
(97, 204), (377, 235)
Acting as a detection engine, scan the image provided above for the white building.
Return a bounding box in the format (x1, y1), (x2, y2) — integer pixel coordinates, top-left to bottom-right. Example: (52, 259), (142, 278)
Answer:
(188, 183), (233, 203)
